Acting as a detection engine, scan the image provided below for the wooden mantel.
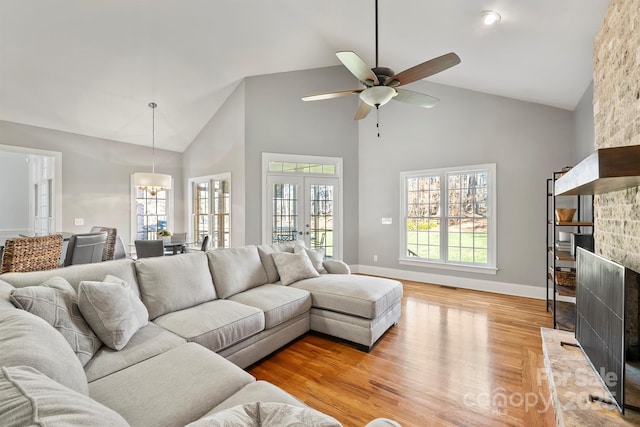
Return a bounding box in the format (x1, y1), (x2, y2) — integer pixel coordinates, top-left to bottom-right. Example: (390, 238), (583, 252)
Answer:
(555, 145), (640, 195)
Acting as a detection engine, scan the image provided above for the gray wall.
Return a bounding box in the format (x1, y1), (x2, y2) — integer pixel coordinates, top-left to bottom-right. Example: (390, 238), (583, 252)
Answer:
(0, 120), (183, 247)
(182, 82), (246, 247)
(0, 151), (29, 230)
(573, 81), (595, 162)
(357, 81), (575, 288)
(243, 66), (360, 263)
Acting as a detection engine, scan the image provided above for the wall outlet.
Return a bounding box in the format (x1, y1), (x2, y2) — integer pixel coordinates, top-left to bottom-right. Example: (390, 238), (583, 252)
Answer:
(74, 218), (84, 226)
(373, 255), (378, 262)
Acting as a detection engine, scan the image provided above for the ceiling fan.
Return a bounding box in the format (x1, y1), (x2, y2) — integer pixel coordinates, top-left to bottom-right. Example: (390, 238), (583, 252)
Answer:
(302, 0), (461, 123)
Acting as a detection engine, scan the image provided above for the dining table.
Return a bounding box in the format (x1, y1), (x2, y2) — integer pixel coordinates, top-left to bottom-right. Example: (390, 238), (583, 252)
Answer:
(163, 240), (187, 255)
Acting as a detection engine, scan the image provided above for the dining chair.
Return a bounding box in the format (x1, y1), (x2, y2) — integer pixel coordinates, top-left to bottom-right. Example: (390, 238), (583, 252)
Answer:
(114, 235), (127, 259)
(166, 232), (187, 255)
(135, 240), (164, 259)
(63, 232), (108, 267)
(90, 226), (117, 261)
(200, 235), (210, 251)
(0, 234), (64, 273)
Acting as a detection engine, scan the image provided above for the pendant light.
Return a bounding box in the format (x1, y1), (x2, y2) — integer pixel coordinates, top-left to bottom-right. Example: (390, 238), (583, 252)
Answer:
(133, 102), (172, 196)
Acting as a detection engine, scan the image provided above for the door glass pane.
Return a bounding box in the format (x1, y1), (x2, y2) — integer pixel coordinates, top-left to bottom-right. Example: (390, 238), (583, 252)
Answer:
(272, 183), (299, 243)
(309, 184), (333, 258)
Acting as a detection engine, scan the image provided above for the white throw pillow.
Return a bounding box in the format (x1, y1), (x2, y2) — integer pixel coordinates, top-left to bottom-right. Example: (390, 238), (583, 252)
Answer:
(9, 277), (102, 366)
(272, 251), (320, 286)
(78, 275), (149, 351)
(0, 366), (129, 427)
(294, 246), (327, 274)
(187, 402), (342, 427)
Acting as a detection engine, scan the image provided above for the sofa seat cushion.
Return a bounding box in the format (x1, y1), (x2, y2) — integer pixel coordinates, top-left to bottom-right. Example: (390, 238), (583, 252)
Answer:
(0, 366), (129, 427)
(0, 307), (89, 395)
(135, 252), (217, 320)
(207, 246), (268, 298)
(153, 300), (265, 352)
(188, 402), (342, 427)
(229, 284), (311, 329)
(89, 343), (255, 427)
(85, 323), (186, 382)
(290, 275), (403, 319)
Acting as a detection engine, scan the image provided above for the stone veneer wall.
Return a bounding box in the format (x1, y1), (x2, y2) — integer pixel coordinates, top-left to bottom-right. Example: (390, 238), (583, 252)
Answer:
(592, 0), (640, 272)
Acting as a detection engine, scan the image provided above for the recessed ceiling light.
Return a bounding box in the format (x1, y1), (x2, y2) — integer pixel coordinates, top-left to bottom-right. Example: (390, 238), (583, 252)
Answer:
(481, 10), (501, 26)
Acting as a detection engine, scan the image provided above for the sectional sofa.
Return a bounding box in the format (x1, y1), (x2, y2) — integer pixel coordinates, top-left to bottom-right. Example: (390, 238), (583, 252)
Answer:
(0, 242), (403, 426)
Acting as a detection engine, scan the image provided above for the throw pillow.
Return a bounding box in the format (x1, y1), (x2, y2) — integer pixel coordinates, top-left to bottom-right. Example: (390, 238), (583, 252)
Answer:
(272, 251), (320, 286)
(294, 245), (327, 274)
(187, 402), (342, 427)
(0, 366), (129, 427)
(0, 308), (89, 396)
(9, 277), (102, 366)
(78, 275), (149, 351)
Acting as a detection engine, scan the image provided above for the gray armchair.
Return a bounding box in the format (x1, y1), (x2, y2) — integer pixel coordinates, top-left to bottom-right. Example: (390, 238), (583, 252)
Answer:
(64, 232), (108, 266)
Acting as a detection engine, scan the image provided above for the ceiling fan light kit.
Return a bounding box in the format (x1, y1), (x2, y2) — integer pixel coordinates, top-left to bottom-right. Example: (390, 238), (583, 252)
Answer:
(481, 10), (501, 25)
(360, 86), (397, 107)
(301, 0), (461, 135)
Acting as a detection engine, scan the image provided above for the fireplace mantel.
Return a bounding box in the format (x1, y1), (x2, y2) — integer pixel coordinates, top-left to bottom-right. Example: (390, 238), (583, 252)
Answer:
(555, 145), (640, 195)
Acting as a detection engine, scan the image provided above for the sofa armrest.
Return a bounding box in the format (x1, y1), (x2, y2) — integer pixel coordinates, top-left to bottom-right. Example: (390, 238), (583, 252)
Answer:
(322, 260), (350, 274)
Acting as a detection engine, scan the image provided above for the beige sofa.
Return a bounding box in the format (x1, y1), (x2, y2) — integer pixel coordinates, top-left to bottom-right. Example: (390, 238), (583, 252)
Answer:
(0, 242), (402, 426)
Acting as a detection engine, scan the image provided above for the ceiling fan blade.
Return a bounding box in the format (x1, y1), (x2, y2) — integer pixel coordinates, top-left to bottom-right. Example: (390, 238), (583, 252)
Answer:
(301, 88), (363, 102)
(354, 102), (372, 120)
(336, 51), (379, 86)
(386, 52), (461, 87)
(393, 89), (439, 108)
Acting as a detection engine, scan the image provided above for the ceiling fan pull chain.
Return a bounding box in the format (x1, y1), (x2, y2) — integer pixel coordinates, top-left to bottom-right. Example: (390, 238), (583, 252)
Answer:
(376, 105), (381, 138)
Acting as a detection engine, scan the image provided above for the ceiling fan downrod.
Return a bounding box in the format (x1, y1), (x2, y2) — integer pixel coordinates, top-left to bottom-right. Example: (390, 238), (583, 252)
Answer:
(375, 0), (379, 68)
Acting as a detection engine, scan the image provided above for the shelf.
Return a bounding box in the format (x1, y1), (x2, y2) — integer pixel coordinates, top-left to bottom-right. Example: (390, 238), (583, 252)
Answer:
(556, 221), (593, 226)
(554, 301), (576, 332)
(555, 145), (640, 196)
(556, 284), (576, 297)
(555, 250), (575, 261)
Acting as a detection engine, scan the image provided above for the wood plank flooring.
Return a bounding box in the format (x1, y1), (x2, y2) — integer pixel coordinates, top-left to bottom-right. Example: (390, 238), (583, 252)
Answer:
(248, 279), (557, 427)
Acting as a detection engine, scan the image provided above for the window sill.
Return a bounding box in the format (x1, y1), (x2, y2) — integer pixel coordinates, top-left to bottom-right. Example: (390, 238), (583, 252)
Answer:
(399, 258), (498, 275)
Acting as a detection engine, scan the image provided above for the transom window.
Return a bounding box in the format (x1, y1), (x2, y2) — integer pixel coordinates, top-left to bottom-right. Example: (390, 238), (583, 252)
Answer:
(400, 163), (497, 274)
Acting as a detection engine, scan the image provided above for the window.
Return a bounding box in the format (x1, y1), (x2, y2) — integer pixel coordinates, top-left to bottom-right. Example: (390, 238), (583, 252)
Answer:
(190, 174), (230, 249)
(134, 187), (169, 240)
(400, 163), (497, 273)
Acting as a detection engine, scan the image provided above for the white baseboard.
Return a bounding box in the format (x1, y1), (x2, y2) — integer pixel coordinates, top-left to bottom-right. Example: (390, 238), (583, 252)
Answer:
(351, 264), (546, 300)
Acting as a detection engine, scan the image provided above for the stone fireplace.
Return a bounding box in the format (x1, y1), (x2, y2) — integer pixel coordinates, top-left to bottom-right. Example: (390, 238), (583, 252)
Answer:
(592, 0), (640, 269)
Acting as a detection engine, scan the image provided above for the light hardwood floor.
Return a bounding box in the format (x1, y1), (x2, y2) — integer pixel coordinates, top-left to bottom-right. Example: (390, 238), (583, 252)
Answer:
(248, 279), (557, 427)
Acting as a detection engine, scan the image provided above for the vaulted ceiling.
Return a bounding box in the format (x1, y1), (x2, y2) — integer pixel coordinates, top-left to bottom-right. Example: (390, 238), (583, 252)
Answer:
(0, 0), (609, 152)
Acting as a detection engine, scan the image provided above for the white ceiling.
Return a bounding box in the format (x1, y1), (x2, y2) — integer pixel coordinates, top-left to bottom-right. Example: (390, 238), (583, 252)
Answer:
(0, 0), (609, 152)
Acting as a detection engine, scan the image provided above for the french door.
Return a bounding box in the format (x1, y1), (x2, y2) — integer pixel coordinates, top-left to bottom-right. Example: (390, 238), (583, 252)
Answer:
(266, 175), (339, 259)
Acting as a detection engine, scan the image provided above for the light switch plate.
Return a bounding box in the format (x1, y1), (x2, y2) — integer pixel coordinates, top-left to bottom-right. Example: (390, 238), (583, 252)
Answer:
(381, 218), (392, 225)
(74, 218), (84, 226)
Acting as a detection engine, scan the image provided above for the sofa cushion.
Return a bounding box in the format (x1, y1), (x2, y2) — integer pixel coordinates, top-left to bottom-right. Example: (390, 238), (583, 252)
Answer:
(257, 242), (302, 283)
(229, 284), (311, 329)
(153, 300), (265, 352)
(0, 258), (140, 297)
(89, 343), (255, 427)
(78, 275), (149, 350)
(85, 323), (186, 382)
(0, 366), (129, 427)
(9, 277), (102, 366)
(290, 275), (403, 319)
(272, 251), (320, 286)
(0, 278), (15, 309)
(208, 381), (306, 414)
(0, 307), (89, 395)
(135, 251), (216, 320)
(294, 245), (327, 274)
(188, 402), (341, 427)
(207, 246), (268, 298)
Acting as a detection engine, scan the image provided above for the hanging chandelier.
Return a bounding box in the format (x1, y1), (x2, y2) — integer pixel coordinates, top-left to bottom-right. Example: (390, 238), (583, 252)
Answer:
(133, 102), (172, 196)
